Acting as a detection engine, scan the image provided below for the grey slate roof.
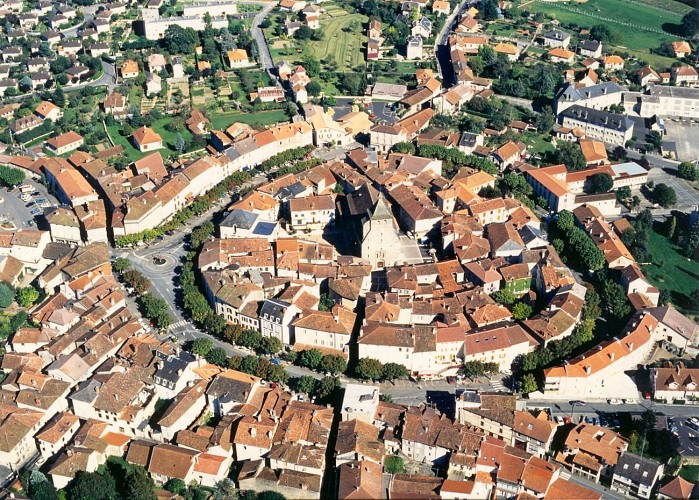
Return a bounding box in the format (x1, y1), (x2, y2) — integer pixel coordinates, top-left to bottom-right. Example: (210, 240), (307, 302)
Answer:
(556, 82), (623, 104)
(613, 451), (662, 487)
(260, 298), (291, 323)
(560, 105), (634, 133)
(221, 209), (258, 230)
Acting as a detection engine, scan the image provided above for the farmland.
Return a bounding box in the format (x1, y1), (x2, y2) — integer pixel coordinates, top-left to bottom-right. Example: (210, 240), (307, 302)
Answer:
(303, 12), (367, 73)
(528, 0), (684, 65)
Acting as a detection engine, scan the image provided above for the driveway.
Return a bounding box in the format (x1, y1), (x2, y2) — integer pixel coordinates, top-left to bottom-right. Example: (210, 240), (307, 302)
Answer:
(646, 167), (699, 209)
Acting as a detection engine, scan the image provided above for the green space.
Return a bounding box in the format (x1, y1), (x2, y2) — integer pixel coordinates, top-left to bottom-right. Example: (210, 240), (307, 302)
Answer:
(106, 118), (197, 162)
(209, 109), (289, 130)
(641, 228), (699, 312)
(528, 0), (683, 62)
(630, 0), (693, 15)
(298, 12), (367, 72)
(680, 465), (699, 482)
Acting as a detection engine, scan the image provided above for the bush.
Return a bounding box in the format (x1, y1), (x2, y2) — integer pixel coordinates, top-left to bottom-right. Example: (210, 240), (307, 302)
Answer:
(678, 162), (698, 181)
(0, 282), (13, 308)
(16, 286), (39, 308)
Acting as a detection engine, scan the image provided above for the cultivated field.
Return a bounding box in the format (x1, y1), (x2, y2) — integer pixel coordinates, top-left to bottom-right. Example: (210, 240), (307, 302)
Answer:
(303, 12), (368, 72)
(529, 0), (685, 64)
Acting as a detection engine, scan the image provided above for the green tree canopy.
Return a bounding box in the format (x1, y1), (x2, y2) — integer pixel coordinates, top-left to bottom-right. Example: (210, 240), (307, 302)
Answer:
(191, 337), (213, 357)
(678, 162), (698, 181)
(384, 456), (405, 474)
(653, 183), (677, 208)
(0, 282), (13, 308)
(382, 362), (408, 381)
(587, 172), (613, 194)
(298, 348), (323, 370)
(355, 357), (383, 380)
(16, 286), (39, 308)
(320, 354), (347, 375)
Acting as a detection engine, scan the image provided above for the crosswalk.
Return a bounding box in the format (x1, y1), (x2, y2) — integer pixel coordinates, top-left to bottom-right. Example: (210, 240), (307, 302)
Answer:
(169, 320), (191, 330)
(491, 378), (507, 392)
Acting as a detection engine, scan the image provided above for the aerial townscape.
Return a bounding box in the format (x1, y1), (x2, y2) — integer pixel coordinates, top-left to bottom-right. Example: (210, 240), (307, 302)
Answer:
(0, 0), (698, 497)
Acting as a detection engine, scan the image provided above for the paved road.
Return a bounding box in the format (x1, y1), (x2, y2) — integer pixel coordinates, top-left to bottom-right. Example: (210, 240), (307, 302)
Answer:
(433, 0), (470, 81)
(252, 2), (276, 72)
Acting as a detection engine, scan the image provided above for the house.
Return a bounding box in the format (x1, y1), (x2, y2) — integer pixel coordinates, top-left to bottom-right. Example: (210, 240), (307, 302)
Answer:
(603, 55), (625, 71)
(358, 322), (437, 378)
(227, 49), (250, 68)
(651, 361), (699, 402)
(132, 127), (163, 152)
(292, 305), (356, 358)
(611, 452), (663, 499)
(647, 306), (698, 351)
(103, 92), (126, 115)
(555, 424), (627, 483)
(494, 42), (519, 61)
(432, 0), (450, 16)
(147, 53), (167, 73)
(370, 107), (434, 152)
(671, 65), (698, 85)
(259, 298), (299, 345)
(411, 16), (432, 38)
(462, 323), (537, 373)
(558, 105), (634, 146)
(543, 312), (660, 400)
(406, 35), (424, 60)
(659, 476), (699, 500)
(45, 131), (84, 155)
(548, 48), (575, 64)
(579, 140), (608, 166)
(171, 57), (184, 78)
(120, 59), (140, 79)
(671, 41), (692, 58)
(35, 101), (62, 121)
(337, 461), (382, 500)
(288, 195), (334, 233)
(637, 66), (661, 87)
(578, 40), (602, 58)
(543, 29), (571, 48)
(554, 81), (624, 114)
(491, 141), (525, 170)
(145, 73), (162, 96)
(368, 19), (382, 40)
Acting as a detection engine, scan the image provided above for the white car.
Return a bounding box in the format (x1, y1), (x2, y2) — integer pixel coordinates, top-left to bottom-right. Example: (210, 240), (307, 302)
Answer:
(608, 398), (622, 405)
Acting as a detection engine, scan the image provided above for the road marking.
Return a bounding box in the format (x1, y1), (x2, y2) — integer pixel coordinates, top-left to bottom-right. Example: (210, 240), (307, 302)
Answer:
(169, 320), (191, 330)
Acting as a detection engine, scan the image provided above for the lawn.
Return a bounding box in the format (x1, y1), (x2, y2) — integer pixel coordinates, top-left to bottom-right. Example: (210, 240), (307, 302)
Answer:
(528, 0), (684, 56)
(679, 465), (699, 482)
(106, 118), (197, 162)
(641, 228), (699, 312)
(209, 109), (289, 130)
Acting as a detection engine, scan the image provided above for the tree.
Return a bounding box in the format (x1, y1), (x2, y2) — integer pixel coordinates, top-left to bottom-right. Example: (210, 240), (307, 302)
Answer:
(164, 479), (186, 495)
(293, 375), (316, 395)
(124, 466), (156, 500)
(480, 0), (499, 21)
(382, 362), (408, 381)
(677, 161), (698, 181)
(520, 373), (538, 394)
(298, 348), (323, 369)
(681, 9), (699, 38)
(184, 290), (212, 323)
(589, 24), (619, 44)
(67, 471), (118, 500)
(174, 133), (186, 153)
(113, 257), (132, 273)
(491, 289), (516, 305)
(653, 183), (677, 208)
(139, 294), (171, 329)
(512, 302), (533, 320)
(27, 471), (58, 500)
(122, 269), (151, 295)
(164, 25), (199, 53)
(190, 221), (215, 249)
(393, 142), (416, 154)
(314, 376), (339, 400)
(616, 186), (631, 202)
(237, 329), (262, 349)
(384, 456), (405, 474)
(320, 354), (347, 374)
(0, 282), (13, 307)
(294, 25), (314, 40)
(556, 210), (575, 232)
(648, 131), (663, 152)
(0, 165), (25, 186)
(355, 357), (383, 380)
(16, 286), (39, 308)
(587, 172), (613, 194)
(259, 336), (282, 355)
(553, 141), (587, 171)
(306, 80), (322, 97)
(601, 279), (632, 319)
(19, 75), (32, 92)
(536, 106), (555, 134)
(206, 347), (228, 366)
(318, 293), (335, 312)
(191, 337), (213, 357)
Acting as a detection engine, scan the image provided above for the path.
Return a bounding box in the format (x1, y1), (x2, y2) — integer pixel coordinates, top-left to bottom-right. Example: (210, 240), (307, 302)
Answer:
(251, 2), (276, 74)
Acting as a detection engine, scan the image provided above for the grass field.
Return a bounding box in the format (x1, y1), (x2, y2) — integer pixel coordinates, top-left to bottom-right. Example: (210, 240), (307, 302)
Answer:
(529, 0), (683, 64)
(641, 229), (699, 312)
(680, 465), (699, 482)
(209, 109), (289, 130)
(106, 118), (196, 162)
(630, 0), (693, 15)
(301, 13), (368, 72)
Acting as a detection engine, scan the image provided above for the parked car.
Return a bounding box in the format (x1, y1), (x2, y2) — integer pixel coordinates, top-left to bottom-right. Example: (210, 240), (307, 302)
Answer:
(270, 358), (281, 365)
(570, 400), (586, 406)
(30, 208), (40, 215)
(608, 398), (622, 405)
(27, 220), (34, 226)
(26, 202), (35, 208)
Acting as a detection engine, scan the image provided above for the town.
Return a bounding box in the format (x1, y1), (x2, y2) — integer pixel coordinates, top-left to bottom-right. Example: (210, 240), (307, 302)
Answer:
(0, 0), (697, 498)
